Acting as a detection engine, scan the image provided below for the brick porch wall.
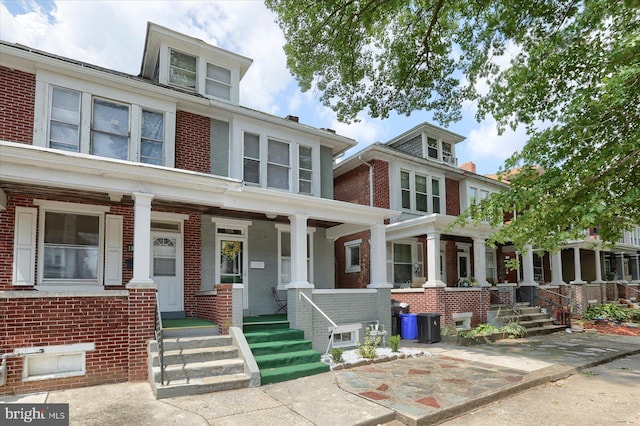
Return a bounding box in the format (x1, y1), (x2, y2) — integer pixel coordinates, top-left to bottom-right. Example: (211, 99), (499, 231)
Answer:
(213, 284), (234, 334)
(0, 290), (155, 396)
(0, 66), (35, 144)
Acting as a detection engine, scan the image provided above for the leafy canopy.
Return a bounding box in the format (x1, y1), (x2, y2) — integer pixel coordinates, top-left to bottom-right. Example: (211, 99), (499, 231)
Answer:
(266, 0), (640, 251)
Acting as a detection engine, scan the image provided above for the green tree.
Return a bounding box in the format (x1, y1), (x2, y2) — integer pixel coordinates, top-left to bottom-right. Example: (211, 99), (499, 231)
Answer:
(266, 0), (640, 251)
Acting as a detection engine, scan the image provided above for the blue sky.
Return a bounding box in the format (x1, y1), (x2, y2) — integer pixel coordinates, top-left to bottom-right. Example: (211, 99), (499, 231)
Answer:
(0, 0), (529, 175)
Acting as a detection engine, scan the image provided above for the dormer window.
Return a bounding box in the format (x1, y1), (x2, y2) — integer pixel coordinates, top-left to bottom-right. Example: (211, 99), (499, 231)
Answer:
(427, 137), (438, 159)
(206, 63), (231, 100)
(169, 49), (197, 90)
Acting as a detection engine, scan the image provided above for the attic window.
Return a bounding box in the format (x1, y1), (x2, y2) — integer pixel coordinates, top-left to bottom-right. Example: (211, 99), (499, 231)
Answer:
(206, 63), (231, 100)
(169, 49), (197, 90)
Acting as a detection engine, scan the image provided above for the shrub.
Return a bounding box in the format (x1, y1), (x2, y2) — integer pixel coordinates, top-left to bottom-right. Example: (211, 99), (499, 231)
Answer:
(331, 347), (344, 364)
(356, 327), (381, 359)
(628, 309), (640, 323)
(583, 304), (629, 322)
(388, 335), (401, 352)
(501, 321), (527, 338)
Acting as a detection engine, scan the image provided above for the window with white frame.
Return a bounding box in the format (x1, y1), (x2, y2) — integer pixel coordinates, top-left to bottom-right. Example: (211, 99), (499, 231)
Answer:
(330, 324), (361, 348)
(442, 141), (454, 164)
(298, 145), (313, 194)
(267, 139), (290, 190)
(399, 170), (442, 214)
(243, 132), (261, 184)
(276, 225), (314, 288)
(45, 85), (169, 165)
(427, 137), (438, 159)
(205, 63), (231, 100)
(423, 135), (456, 164)
(486, 249), (497, 282)
(169, 49), (197, 90)
(457, 244), (470, 280)
(345, 240), (361, 273)
(469, 187), (478, 204)
(393, 243), (412, 285)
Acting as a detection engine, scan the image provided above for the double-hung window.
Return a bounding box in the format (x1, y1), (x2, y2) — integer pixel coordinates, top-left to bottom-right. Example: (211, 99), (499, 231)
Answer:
(432, 178), (441, 213)
(345, 240), (361, 273)
(140, 110), (164, 165)
(415, 174), (428, 212)
(267, 139), (290, 190)
(427, 137), (438, 159)
(206, 63), (231, 100)
(49, 87), (81, 152)
(169, 49), (197, 90)
(298, 146), (313, 194)
(243, 133), (261, 184)
(400, 170), (442, 214)
(401, 171), (411, 209)
(91, 99), (130, 160)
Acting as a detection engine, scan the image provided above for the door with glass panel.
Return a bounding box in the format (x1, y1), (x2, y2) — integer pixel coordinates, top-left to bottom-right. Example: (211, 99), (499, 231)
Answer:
(151, 231), (183, 313)
(216, 237), (248, 309)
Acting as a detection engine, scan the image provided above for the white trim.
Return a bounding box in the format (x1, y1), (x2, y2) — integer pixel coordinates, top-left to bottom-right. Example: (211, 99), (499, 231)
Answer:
(20, 342), (95, 382)
(12, 206), (37, 286)
(329, 323), (362, 349)
(344, 239), (362, 273)
(152, 211), (190, 222)
(33, 199), (110, 214)
(312, 289), (377, 294)
(212, 217), (252, 234)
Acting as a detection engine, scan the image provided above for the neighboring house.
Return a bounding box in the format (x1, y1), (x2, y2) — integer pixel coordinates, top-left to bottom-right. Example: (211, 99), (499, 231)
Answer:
(333, 123), (640, 328)
(0, 23), (395, 395)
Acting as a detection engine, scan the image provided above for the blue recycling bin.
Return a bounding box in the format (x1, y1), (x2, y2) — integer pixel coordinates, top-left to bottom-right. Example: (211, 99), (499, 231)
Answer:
(399, 313), (418, 340)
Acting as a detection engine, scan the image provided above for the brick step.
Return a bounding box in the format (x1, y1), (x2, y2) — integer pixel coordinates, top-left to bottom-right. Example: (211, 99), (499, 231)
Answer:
(150, 335), (232, 352)
(151, 358), (245, 383)
(152, 373), (251, 399)
(150, 345), (238, 367)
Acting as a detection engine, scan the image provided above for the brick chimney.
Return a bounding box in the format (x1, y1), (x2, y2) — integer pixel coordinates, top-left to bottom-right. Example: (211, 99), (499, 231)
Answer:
(460, 161), (477, 173)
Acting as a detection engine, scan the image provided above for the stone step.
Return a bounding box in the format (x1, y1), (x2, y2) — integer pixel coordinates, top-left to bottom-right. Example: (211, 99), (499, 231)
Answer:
(519, 318), (556, 329)
(163, 326), (219, 338)
(151, 373), (251, 399)
(150, 335), (232, 352)
(151, 358), (245, 382)
(524, 325), (566, 337)
(150, 345), (239, 367)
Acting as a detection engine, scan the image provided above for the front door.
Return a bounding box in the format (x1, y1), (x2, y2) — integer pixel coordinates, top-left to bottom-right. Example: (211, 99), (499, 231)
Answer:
(151, 231), (184, 314)
(216, 237), (248, 309)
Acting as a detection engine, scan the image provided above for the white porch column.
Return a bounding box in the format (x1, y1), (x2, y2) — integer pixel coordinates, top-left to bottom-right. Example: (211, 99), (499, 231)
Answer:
(128, 192), (154, 286)
(592, 248), (605, 283)
(615, 253), (627, 283)
(570, 247), (586, 284)
(287, 214), (312, 288)
(425, 231), (445, 287)
(520, 244), (536, 286)
(630, 254), (640, 284)
(472, 237), (488, 287)
(550, 251), (565, 285)
(368, 223), (391, 288)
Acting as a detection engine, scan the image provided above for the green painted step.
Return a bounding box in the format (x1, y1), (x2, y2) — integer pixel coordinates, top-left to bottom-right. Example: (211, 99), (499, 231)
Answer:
(243, 321), (290, 332)
(260, 362), (330, 385)
(249, 339), (312, 356)
(244, 328), (304, 344)
(254, 350), (321, 369)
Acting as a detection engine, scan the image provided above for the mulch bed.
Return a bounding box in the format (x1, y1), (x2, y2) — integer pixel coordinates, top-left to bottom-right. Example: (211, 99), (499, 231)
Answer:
(580, 321), (640, 337)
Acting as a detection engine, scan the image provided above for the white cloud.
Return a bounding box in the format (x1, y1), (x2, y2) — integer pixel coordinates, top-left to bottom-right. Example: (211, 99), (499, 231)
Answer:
(463, 117), (528, 169)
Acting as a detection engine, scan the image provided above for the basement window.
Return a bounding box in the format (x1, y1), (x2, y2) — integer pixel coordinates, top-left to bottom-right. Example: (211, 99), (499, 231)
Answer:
(19, 343), (95, 382)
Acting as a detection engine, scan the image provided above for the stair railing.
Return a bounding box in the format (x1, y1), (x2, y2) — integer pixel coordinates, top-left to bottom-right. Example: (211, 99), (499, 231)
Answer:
(617, 282), (640, 300)
(298, 292), (338, 358)
(537, 287), (569, 310)
(155, 290), (165, 385)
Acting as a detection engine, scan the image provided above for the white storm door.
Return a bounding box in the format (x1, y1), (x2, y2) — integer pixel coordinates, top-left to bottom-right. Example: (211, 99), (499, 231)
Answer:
(216, 236), (248, 309)
(151, 231), (183, 313)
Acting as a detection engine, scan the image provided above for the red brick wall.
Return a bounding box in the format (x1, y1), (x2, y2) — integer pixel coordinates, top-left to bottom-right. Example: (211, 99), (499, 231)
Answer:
(335, 230), (371, 288)
(371, 160), (390, 209)
(0, 294), (130, 395)
(445, 178), (460, 216)
(175, 110), (210, 173)
(183, 213), (201, 317)
(0, 66), (35, 144)
(334, 164), (370, 206)
(196, 293), (217, 323)
(214, 284), (233, 334)
(127, 287), (156, 381)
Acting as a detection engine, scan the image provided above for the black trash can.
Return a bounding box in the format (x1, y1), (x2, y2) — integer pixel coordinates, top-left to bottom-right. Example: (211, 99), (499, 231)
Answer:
(417, 313), (441, 343)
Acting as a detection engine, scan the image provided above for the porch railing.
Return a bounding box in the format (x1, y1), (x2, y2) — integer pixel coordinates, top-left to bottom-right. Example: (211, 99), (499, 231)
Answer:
(154, 290), (165, 386)
(618, 282), (640, 300)
(537, 286), (570, 310)
(298, 291), (338, 358)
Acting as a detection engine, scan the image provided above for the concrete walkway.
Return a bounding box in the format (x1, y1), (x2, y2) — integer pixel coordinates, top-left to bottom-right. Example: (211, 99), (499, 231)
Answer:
(3, 332), (640, 425)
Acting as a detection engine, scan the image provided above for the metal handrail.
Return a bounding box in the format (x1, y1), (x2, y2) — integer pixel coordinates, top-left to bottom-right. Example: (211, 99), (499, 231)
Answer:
(298, 291), (338, 358)
(617, 282), (640, 299)
(537, 287), (569, 309)
(154, 291), (165, 386)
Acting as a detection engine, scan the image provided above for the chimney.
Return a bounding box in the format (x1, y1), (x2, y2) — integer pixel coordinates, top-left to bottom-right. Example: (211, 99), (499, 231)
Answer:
(284, 115), (299, 123)
(460, 161), (477, 173)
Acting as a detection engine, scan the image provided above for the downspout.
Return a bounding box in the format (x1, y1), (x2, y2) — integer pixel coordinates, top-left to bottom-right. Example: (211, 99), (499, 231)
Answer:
(358, 156), (373, 207)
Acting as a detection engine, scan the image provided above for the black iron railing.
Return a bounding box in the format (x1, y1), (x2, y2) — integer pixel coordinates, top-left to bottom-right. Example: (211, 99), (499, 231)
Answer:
(154, 290), (165, 385)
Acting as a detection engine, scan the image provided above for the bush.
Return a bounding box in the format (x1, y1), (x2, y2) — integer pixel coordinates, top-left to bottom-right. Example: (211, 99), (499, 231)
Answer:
(501, 321), (527, 338)
(583, 304), (629, 322)
(331, 347), (344, 364)
(388, 335), (401, 352)
(457, 322), (526, 341)
(356, 327), (381, 359)
(628, 309), (640, 323)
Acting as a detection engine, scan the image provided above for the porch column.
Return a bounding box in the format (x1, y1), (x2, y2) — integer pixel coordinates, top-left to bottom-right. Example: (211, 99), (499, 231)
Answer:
(128, 192), (154, 286)
(520, 244), (536, 286)
(630, 254), (640, 284)
(425, 231), (445, 287)
(550, 251), (565, 286)
(368, 224), (391, 288)
(287, 213), (312, 288)
(570, 247), (586, 284)
(592, 248), (605, 283)
(472, 237), (488, 287)
(615, 253), (627, 283)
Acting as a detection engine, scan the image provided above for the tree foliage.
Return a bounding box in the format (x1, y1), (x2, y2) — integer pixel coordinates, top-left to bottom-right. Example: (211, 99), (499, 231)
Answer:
(266, 0), (640, 251)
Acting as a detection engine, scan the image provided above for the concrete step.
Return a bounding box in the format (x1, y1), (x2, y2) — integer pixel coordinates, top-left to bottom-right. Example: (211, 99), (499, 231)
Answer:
(151, 358), (245, 382)
(150, 345), (239, 367)
(163, 326), (219, 338)
(519, 318), (555, 329)
(524, 325), (566, 337)
(150, 335), (232, 352)
(151, 373), (251, 399)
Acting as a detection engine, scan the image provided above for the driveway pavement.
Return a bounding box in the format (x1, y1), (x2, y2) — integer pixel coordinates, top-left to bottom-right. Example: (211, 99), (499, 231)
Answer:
(2, 332), (639, 425)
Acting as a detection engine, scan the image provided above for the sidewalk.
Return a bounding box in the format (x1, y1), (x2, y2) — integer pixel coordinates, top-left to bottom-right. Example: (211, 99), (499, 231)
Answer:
(3, 332), (640, 425)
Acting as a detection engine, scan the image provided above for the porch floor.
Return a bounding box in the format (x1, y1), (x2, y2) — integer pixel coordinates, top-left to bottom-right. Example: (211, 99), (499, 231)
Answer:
(163, 318), (217, 329)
